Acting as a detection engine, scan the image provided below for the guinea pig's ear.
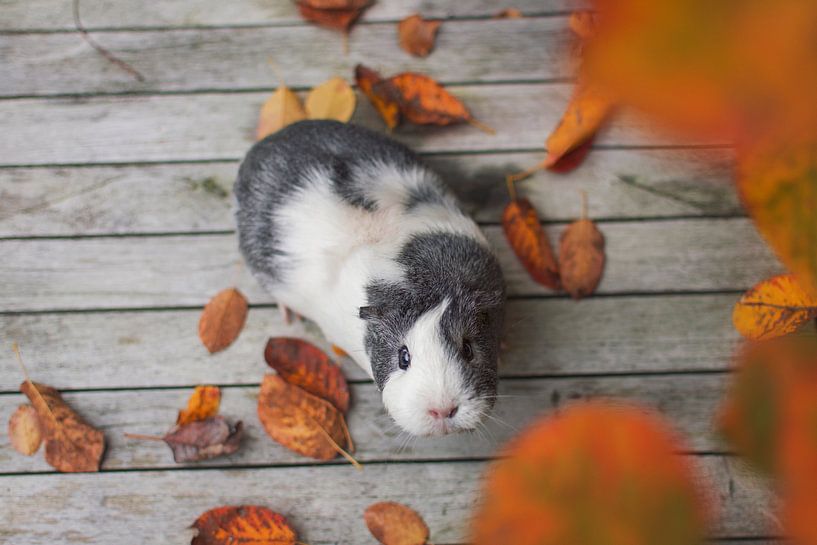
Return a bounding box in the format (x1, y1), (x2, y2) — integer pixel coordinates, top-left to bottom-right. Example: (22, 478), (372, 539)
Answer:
(359, 306), (382, 320)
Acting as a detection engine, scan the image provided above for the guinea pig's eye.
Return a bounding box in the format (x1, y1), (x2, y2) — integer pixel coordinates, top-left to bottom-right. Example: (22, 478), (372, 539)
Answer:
(462, 339), (474, 361)
(398, 345), (411, 370)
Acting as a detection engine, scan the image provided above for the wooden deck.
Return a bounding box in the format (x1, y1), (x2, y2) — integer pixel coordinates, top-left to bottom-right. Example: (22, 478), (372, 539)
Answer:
(0, 2), (780, 543)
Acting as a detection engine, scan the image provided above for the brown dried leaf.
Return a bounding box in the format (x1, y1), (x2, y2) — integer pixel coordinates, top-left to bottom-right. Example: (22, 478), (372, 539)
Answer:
(177, 385), (221, 426)
(559, 195), (605, 299)
(20, 381), (105, 472)
(502, 199), (560, 290)
(305, 77), (356, 122)
(398, 14), (441, 58)
(296, 0), (373, 32)
(264, 337), (350, 413)
(198, 288), (249, 354)
(164, 417), (243, 463)
(256, 86), (307, 140)
(355, 64), (401, 130)
(192, 505), (297, 545)
(388, 72), (472, 126)
(364, 502), (430, 545)
(257, 374), (349, 461)
(8, 403), (42, 456)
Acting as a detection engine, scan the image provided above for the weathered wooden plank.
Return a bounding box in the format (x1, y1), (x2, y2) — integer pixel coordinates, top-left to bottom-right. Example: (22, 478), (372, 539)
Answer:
(0, 373), (730, 473)
(0, 457), (774, 543)
(1, 19), (571, 96)
(0, 148), (737, 237)
(0, 85), (713, 166)
(0, 219), (779, 312)
(0, 294), (741, 390)
(1, 0), (573, 31)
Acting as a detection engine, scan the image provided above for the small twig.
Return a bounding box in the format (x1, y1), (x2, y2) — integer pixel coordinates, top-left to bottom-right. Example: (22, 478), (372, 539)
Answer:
(309, 416), (361, 470)
(467, 117), (496, 135)
(506, 158), (547, 187)
(73, 0), (145, 81)
(339, 415), (355, 453)
(124, 432), (166, 442)
(13, 342), (58, 425)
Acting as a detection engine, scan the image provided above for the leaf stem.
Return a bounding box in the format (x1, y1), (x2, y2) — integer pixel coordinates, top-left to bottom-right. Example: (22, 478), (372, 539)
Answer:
(310, 417), (362, 470)
(124, 432), (166, 442)
(467, 117), (496, 135)
(73, 0), (144, 81)
(506, 159), (547, 188)
(13, 343), (58, 426)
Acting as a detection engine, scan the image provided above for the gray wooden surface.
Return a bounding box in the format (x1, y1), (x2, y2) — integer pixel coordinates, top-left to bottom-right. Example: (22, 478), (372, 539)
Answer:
(0, 2), (778, 544)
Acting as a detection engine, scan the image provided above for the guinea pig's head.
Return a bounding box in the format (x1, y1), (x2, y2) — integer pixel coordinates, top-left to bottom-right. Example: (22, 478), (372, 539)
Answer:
(360, 285), (504, 437)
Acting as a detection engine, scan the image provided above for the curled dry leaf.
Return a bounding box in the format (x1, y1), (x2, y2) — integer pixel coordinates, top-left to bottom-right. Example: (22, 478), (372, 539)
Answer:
(502, 199), (560, 290)
(265, 337), (350, 413)
(559, 193), (605, 299)
(8, 403), (42, 456)
(177, 385), (221, 426)
(164, 417), (243, 463)
(257, 374), (350, 461)
(191, 505), (297, 545)
(256, 86), (307, 141)
(305, 76), (356, 122)
(364, 501), (430, 545)
(472, 401), (712, 545)
(544, 82), (614, 168)
(732, 274), (817, 340)
(296, 0), (373, 32)
(198, 288), (249, 354)
(398, 14), (441, 58)
(355, 64), (400, 130)
(20, 381), (105, 472)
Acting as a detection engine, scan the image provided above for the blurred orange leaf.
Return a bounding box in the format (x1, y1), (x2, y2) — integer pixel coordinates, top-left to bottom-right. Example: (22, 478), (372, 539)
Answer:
(191, 505), (297, 545)
(198, 288), (249, 354)
(732, 274), (817, 341)
(568, 10), (597, 40)
(502, 199), (560, 290)
(264, 337), (350, 413)
(364, 502), (430, 545)
(7, 403), (42, 456)
(177, 385), (222, 426)
(296, 0), (373, 32)
(355, 65), (400, 130)
(472, 401), (712, 545)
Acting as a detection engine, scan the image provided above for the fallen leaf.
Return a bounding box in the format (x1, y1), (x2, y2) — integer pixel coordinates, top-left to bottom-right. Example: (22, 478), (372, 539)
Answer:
(737, 134), (817, 295)
(164, 417), (243, 463)
(544, 82), (614, 168)
(257, 374), (351, 461)
(559, 192), (605, 299)
(20, 381), (105, 472)
(472, 401), (713, 545)
(305, 77), (356, 122)
(732, 274), (817, 341)
(256, 86), (307, 140)
(502, 199), (560, 290)
(568, 10), (597, 40)
(355, 64), (401, 130)
(296, 0), (373, 32)
(494, 8), (523, 19)
(198, 288), (249, 354)
(192, 505), (298, 545)
(265, 338), (350, 413)
(7, 404), (42, 456)
(364, 502), (430, 545)
(177, 385), (222, 426)
(546, 137), (595, 173)
(398, 14), (441, 58)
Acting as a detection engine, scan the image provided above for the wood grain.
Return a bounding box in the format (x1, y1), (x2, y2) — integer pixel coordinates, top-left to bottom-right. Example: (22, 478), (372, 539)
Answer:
(0, 148), (737, 237)
(0, 457), (774, 543)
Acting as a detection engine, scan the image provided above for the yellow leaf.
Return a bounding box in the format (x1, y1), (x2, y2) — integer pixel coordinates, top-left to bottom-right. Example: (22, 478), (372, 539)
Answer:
(256, 86), (306, 140)
(177, 385), (221, 426)
(305, 77), (356, 122)
(733, 274), (817, 340)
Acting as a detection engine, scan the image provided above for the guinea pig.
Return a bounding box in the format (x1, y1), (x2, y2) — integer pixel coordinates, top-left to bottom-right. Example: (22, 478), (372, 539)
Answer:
(235, 120), (505, 437)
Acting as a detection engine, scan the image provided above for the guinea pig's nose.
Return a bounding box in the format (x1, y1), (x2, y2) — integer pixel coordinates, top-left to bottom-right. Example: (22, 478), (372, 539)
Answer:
(428, 406), (459, 419)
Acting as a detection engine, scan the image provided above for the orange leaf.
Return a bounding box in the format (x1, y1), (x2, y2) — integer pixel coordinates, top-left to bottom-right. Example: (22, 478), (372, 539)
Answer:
(502, 199), (560, 290)
(732, 274), (817, 341)
(177, 385), (222, 425)
(331, 344), (349, 358)
(364, 502), (430, 545)
(398, 14), (441, 58)
(472, 401), (713, 545)
(256, 86), (307, 140)
(192, 505), (297, 545)
(544, 82), (614, 168)
(20, 381), (105, 472)
(257, 374), (349, 461)
(355, 64), (401, 130)
(198, 288), (249, 354)
(264, 337), (350, 413)
(7, 403), (42, 456)
(559, 194), (605, 299)
(296, 0), (373, 32)
(388, 72), (471, 126)
(737, 135), (817, 295)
